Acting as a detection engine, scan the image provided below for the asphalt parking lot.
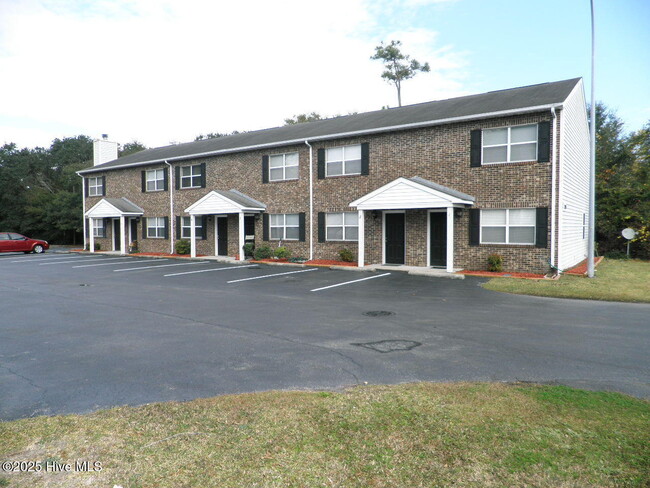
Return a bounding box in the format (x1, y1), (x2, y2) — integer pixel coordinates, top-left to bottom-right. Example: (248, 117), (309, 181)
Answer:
(1, 251), (649, 420)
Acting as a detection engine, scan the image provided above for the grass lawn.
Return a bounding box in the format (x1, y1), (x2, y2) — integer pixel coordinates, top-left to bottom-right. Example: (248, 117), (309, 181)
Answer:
(1, 383), (648, 487)
(482, 259), (650, 303)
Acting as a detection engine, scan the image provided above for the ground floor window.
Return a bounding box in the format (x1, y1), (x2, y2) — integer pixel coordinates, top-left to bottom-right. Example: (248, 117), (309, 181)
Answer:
(92, 219), (105, 238)
(270, 214), (299, 240)
(181, 216), (204, 239)
(326, 212), (358, 241)
(480, 208), (535, 244)
(147, 217), (166, 238)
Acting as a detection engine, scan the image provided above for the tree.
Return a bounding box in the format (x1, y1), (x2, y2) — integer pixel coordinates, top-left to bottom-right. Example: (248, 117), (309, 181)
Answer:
(194, 131), (242, 141)
(371, 40), (430, 107)
(119, 141), (147, 157)
(284, 112), (323, 125)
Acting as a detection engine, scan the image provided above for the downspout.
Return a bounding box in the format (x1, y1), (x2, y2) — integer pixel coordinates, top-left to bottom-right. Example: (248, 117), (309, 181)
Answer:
(164, 160), (174, 254)
(80, 174), (87, 250)
(304, 140), (314, 261)
(550, 107), (558, 271)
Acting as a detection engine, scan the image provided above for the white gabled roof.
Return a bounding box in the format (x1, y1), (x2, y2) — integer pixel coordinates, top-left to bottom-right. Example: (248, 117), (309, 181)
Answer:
(185, 190), (266, 215)
(350, 177), (475, 211)
(85, 198), (144, 217)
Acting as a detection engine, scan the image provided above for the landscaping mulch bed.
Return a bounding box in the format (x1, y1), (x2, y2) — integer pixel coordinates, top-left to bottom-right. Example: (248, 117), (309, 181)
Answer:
(130, 252), (207, 258)
(305, 259), (357, 267)
(564, 256), (604, 275)
(460, 270), (547, 280)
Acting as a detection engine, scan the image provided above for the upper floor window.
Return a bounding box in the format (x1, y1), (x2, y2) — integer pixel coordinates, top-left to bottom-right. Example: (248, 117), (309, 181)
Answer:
(326, 212), (358, 241)
(146, 169), (165, 192)
(88, 176), (104, 196)
(269, 152), (299, 181)
(482, 124), (537, 164)
(326, 144), (362, 176)
(180, 164), (203, 189)
(270, 214), (299, 240)
(480, 208), (536, 245)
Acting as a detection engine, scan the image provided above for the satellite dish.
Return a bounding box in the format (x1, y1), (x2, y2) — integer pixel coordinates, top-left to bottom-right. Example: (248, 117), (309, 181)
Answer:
(622, 228), (636, 240)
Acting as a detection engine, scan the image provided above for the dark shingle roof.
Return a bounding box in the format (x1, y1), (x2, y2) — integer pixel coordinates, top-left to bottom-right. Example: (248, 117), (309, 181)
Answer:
(408, 177), (475, 202)
(80, 78), (581, 174)
(104, 197), (144, 214)
(215, 190), (266, 210)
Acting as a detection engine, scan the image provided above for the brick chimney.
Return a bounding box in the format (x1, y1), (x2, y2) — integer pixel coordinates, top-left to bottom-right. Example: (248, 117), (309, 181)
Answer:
(93, 134), (118, 166)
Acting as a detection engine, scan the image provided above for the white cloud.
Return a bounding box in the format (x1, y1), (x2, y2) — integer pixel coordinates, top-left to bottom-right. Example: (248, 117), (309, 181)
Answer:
(0, 0), (469, 149)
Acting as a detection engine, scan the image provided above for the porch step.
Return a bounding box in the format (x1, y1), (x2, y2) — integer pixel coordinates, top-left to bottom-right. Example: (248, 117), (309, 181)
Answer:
(365, 265), (465, 279)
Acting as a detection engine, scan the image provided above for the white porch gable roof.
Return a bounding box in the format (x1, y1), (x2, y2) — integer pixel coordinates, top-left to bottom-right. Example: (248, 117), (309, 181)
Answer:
(350, 177), (475, 210)
(185, 189), (266, 215)
(85, 197), (144, 218)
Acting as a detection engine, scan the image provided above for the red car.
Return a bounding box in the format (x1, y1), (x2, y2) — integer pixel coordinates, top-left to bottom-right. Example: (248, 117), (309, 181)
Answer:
(0, 233), (49, 254)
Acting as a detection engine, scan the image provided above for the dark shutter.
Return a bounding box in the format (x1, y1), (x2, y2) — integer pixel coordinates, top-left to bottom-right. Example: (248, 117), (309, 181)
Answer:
(318, 212), (325, 243)
(163, 217), (169, 240)
(469, 209), (480, 246)
(470, 130), (482, 167)
(84, 178), (89, 197)
(317, 148), (325, 179)
(262, 214), (269, 241)
(176, 216), (181, 240)
(175, 166), (180, 190)
(103, 218), (109, 238)
(201, 216), (207, 240)
(142, 218), (147, 239)
(101, 176), (106, 196)
(537, 121), (551, 163)
(200, 163), (206, 188)
(535, 207), (549, 248)
(163, 168), (169, 191)
(298, 213), (306, 242)
(141, 171), (147, 192)
(361, 142), (370, 175)
(262, 155), (269, 184)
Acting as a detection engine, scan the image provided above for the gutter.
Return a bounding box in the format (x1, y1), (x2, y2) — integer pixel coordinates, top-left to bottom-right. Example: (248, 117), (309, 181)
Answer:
(80, 174), (86, 250)
(550, 107), (558, 270)
(77, 103), (565, 175)
(305, 140), (314, 261)
(164, 160), (174, 254)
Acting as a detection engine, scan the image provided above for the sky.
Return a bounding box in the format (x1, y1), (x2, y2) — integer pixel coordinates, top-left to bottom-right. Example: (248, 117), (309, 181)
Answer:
(1, 0), (648, 151)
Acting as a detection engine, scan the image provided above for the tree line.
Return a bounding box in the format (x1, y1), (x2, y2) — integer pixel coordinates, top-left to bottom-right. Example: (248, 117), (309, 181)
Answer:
(0, 105), (648, 259)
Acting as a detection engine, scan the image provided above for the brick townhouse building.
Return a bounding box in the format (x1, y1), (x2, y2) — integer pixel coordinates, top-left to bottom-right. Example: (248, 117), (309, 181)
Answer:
(78, 77), (590, 274)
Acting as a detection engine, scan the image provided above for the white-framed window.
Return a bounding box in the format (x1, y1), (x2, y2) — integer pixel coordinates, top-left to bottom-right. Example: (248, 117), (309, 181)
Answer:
(270, 214), (299, 240)
(146, 217), (166, 239)
(180, 164), (202, 188)
(326, 144), (362, 176)
(181, 216), (204, 239)
(269, 152), (299, 181)
(482, 124), (537, 164)
(88, 177), (103, 196)
(326, 212), (358, 241)
(481, 209), (536, 245)
(146, 169), (165, 192)
(92, 218), (105, 238)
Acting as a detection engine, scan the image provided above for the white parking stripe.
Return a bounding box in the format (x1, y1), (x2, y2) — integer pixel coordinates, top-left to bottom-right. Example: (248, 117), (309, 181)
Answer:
(310, 273), (391, 292)
(73, 259), (166, 268)
(227, 268), (317, 283)
(113, 261), (209, 272)
(164, 264), (258, 277)
(9, 255), (86, 263)
(40, 257), (130, 266)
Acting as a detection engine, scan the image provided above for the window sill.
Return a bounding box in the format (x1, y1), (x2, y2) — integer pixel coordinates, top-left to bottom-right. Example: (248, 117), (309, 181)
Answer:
(268, 178), (300, 183)
(179, 186), (202, 190)
(477, 160), (542, 167)
(323, 173), (364, 179)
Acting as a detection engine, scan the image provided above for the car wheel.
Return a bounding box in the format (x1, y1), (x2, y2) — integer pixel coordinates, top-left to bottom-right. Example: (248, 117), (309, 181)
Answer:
(33, 244), (44, 254)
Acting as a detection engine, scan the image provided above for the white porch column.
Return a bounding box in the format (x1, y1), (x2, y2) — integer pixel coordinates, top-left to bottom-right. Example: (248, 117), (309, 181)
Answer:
(238, 212), (245, 261)
(190, 214), (197, 258)
(120, 216), (126, 255)
(357, 210), (365, 267)
(89, 218), (95, 253)
(446, 207), (454, 272)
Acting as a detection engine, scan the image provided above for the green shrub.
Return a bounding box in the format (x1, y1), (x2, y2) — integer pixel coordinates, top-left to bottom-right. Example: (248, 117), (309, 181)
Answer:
(243, 243), (255, 257)
(253, 245), (273, 260)
(175, 240), (191, 255)
(339, 248), (355, 262)
(289, 256), (307, 263)
(487, 253), (503, 272)
(604, 250), (630, 260)
(85, 242), (101, 251)
(274, 246), (291, 259)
